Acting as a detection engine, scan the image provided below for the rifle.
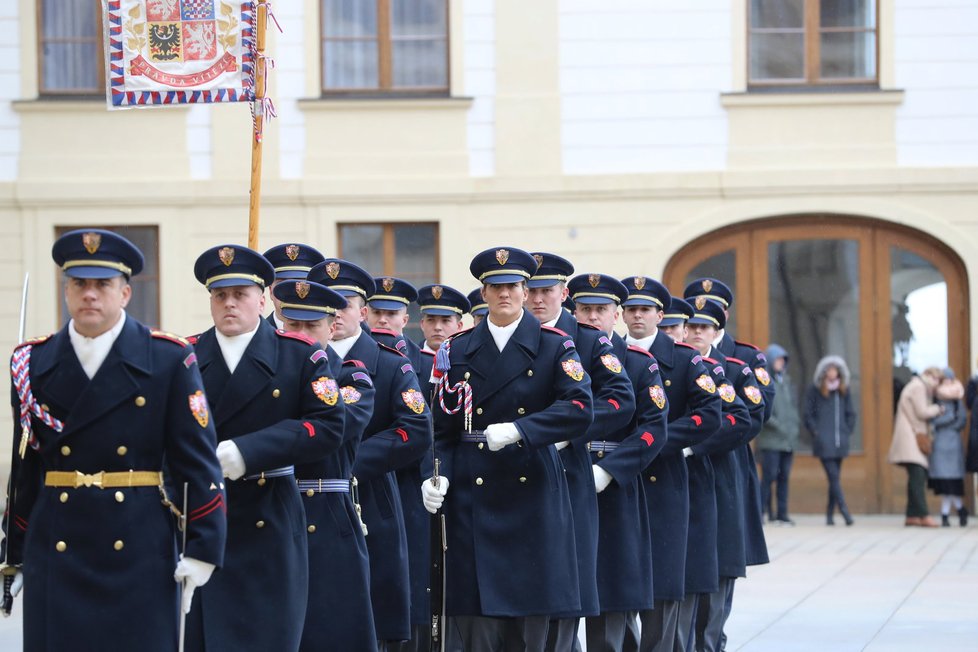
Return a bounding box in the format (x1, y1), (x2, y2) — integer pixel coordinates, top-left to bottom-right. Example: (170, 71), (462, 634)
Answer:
(2, 273), (29, 616)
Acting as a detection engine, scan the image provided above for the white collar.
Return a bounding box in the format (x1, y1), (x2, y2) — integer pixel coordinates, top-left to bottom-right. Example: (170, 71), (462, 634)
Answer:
(487, 310), (524, 352)
(713, 329), (725, 347)
(68, 311), (127, 379)
(331, 326), (362, 360)
(215, 321), (260, 374)
(422, 341), (437, 354)
(272, 311), (285, 330)
(542, 315), (560, 328)
(625, 332), (656, 351)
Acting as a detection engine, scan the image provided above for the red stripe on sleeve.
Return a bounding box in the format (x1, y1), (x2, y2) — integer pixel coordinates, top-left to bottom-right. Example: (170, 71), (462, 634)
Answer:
(303, 422), (316, 438)
(397, 428), (409, 442)
(608, 398), (620, 410)
(691, 415), (703, 426)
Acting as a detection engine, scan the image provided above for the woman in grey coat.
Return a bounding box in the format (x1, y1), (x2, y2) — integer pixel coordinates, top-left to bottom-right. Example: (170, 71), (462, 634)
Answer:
(928, 369), (968, 526)
(804, 355), (857, 526)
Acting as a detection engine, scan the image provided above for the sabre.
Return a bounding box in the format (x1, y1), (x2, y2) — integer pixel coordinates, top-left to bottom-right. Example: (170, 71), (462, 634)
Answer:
(1, 273), (29, 616)
(178, 481), (188, 652)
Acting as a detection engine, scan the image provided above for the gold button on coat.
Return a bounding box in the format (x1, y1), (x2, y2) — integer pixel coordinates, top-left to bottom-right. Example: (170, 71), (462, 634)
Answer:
(256, 520), (265, 528)
(517, 407), (525, 415)
(41, 404), (49, 412)
(114, 540), (124, 551)
(60, 446), (71, 456)
(272, 389), (281, 398)
(257, 478), (267, 487)
(115, 491), (125, 503)
(117, 446), (128, 456)
(665, 380), (671, 387)
(134, 396), (146, 407)
(519, 476), (527, 483)
(464, 372), (471, 380)
(55, 541), (66, 552)
(478, 443), (484, 450)
(475, 478), (484, 486)
(307, 525), (316, 533)
(649, 476), (657, 483)
(527, 370), (534, 377)
(59, 492), (68, 503)
(476, 408), (483, 415)
(597, 451), (604, 458)
(306, 489), (315, 497)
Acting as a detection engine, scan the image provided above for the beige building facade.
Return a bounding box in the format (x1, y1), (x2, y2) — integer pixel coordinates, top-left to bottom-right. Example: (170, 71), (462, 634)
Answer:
(1, 0), (976, 512)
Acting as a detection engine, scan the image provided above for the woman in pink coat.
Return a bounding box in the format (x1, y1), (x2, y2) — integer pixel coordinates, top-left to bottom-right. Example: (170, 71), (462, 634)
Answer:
(888, 367), (944, 527)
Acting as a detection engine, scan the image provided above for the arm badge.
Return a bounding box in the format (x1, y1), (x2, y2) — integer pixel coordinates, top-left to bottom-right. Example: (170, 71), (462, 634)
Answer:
(312, 377), (339, 406)
(341, 386), (362, 404)
(189, 391), (210, 428)
(649, 385), (666, 409)
(695, 374), (717, 394)
(401, 389), (426, 414)
(754, 367), (771, 386)
(600, 354), (623, 374)
(562, 359), (585, 381)
(745, 385), (763, 405)
(719, 383), (736, 403)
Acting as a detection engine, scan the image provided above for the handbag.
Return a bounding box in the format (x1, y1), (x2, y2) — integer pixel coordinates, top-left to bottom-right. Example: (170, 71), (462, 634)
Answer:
(915, 431), (933, 456)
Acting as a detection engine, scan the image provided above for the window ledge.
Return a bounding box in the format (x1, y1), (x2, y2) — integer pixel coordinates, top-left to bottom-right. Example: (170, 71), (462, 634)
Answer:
(721, 89), (905, 108)
(11, 98), (188, 113)
(298, 96), (473, 112)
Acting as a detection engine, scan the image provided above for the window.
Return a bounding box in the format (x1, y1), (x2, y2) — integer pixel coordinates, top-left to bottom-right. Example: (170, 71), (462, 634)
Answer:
(321, 0), (449, 94)
(748, 0), (877, 88)
(338, 222), (439, 343)
(56, 226), (160, 328)
(38, 0), (105, 95)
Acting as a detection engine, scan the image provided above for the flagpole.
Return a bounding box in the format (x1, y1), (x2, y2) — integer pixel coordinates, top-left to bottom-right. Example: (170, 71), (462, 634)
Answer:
(248, 0), (268, 250)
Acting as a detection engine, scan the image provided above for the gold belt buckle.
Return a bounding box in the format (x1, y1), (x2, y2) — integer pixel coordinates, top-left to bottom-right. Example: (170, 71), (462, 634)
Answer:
(75, 471), (104, 488)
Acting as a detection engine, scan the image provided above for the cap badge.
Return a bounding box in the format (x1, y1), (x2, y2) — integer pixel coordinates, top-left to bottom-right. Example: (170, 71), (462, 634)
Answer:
(634, 277), (646, 290)
(295, 281), (310, 299)
(382, 277), (395, 293)
(533, 254), (544, 269)
(496, 249), (509, 265)
(432, 285), (444, 300)
(695, 296), (707, 310)
(702, 279), (713, 293)
(82, 232), (101, 255)
(285, 244), (300, 261)
(326, 261), (340, 280)
(218, 247), (235, 267)
(588, 273), (601, 288)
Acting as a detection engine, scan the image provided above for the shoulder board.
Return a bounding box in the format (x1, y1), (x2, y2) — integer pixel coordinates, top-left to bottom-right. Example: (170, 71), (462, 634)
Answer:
(448, 327), (473, 339)
(703, 356), (717, 364)
(275, 329), (316, 345)
(541, 325), (569, 337)
(151, 330), (189, 347)
(420, 349), (435, 358)
(675, 341), (697, 350)
(371, 327), (398, 336)
(578, 322), (600, 332)
(627, 344), (654, 358)
(343, 359), (367, 368)
(734, 340), (760, 351)
(16, 333), (53, 349)
(377, 342), (407, 358)
(726, 356), (746, 365)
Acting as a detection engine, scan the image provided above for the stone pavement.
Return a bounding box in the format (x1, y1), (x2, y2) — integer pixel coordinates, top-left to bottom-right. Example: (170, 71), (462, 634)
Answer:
(0, 514), (974, 650)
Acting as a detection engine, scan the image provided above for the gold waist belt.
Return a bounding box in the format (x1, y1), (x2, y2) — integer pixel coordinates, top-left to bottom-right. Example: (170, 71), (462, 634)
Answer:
(44, 470), (163, 489)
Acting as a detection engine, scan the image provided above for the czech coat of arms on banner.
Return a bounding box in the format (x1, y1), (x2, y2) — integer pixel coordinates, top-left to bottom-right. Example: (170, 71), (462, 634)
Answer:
(103, 0), (255, 107)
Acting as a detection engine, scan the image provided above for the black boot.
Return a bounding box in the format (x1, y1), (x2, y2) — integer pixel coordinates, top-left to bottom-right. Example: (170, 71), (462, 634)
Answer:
(941, 514), (951, 527)
(959, 507), (969, 527)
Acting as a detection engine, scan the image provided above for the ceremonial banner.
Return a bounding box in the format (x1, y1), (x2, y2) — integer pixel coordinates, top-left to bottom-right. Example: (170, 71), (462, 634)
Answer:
(103, 0), (255, 108)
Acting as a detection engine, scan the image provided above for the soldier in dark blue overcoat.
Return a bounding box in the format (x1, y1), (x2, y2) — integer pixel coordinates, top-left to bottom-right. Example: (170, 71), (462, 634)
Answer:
(622, 278), (722, 652)
(3, 230), (227, 651)
(527, 256), (636, 652)
(186, 246), (346, 652)
(368, 276), (424, 368)
(263, 242), (326, 330)
(311, 258), (433, 648)
(422, 247), (594, 652)
(568, 273), (668, 652)
(273, 279), (379, 652)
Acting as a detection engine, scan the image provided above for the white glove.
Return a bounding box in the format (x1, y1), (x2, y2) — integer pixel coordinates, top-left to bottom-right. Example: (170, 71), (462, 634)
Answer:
(592, 465), (613, 493)
(421, 476), (450, 514)
(10, 571), (22, 598)
(174, 555), (216, 614)
(216, 440), (246, 480)
(485, 423), (522, 451)
(554, 441), (570, 451)
(682, 447), (694, 458)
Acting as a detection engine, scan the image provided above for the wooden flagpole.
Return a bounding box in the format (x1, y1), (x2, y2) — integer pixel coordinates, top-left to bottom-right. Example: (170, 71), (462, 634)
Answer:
(248, 0), (268, 250)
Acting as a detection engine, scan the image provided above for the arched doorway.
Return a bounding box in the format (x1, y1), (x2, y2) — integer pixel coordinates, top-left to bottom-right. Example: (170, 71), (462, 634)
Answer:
(664, 215), (970, 514)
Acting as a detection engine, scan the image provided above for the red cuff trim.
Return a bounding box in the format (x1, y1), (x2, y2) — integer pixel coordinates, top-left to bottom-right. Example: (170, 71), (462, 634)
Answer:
(397, 428), (409, 442)
(691, 414), (703, 426)
(572, 400), (585, 411)
(726, 414), (737, 426)
(608, 398), (620, 410)
(303, 422), (316, 438)
(641, 432), (654, 446)
(190, 495), (226, 521)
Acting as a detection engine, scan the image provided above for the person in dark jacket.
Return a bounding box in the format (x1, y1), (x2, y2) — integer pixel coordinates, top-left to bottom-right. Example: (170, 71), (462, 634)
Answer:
(928, 369), (968, 526)
(804, 355), (857, 526)
(756, 344), (801, 525)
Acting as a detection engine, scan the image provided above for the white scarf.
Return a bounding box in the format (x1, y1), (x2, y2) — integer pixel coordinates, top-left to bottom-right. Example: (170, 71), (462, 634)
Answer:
(625, 332), (656, 352)
(215, 322), (260, 374)
(487, 310), (524, 352)
(331, 326), (362, 360)
(69, 311), (127, 379)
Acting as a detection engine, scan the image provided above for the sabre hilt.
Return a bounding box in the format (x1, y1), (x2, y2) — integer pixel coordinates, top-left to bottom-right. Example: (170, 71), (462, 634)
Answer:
(1, 573), (12, 616)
